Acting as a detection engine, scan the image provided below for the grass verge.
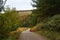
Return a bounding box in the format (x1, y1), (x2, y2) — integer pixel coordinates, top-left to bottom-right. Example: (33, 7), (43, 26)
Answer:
(37, 30), (60, 40)
(2, 27), (27, 40)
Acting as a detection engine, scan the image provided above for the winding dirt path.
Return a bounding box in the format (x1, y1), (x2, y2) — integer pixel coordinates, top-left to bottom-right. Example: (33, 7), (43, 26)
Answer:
(18, 29), (50, 40)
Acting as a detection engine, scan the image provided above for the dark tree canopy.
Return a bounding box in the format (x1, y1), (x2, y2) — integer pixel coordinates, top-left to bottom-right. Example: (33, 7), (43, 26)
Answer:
(0, 0), (3, 11)
(32, 0), (60, 17)
(0, 0), (7, 12)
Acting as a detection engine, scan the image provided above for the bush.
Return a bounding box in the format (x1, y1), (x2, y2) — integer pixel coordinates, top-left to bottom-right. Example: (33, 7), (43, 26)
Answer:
(31, 23), (49, 31)
(47, 14), (60, 32)
(31, 14), (60, 40)
(0, 8), (20, 40)
(31, 14), (60, 32)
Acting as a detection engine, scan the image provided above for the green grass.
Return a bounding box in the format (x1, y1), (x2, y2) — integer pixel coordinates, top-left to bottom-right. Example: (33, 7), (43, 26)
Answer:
(7, 32), (20, 40)
(37, 30), (60, 40)
(6, 27), (27, 40)
(0, 27), (27, 40)
(0, 31), (20, 40)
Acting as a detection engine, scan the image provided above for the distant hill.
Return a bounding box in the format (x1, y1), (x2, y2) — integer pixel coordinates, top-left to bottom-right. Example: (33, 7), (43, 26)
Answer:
(17, 10), (32, 16)
(17, 10), (32, 21)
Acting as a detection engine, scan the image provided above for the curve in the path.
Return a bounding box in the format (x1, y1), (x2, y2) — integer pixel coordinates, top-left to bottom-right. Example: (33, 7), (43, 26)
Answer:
(19, 29), (50, 40)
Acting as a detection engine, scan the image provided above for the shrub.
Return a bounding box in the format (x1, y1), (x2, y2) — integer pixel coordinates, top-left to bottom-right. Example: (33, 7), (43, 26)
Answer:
(31, 23), (50, 31)
(47, 14), (60, 32)
(0, 8), (20, 40)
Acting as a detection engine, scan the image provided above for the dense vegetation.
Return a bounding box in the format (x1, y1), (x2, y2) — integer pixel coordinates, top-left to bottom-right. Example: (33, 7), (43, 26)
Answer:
(0, 8), (20, 40)
(0, 0), (60, 40)
(29, 0), (60, 40)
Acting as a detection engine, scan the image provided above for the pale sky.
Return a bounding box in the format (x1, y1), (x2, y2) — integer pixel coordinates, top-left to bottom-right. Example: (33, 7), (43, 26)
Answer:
(5, 0), (33, 10)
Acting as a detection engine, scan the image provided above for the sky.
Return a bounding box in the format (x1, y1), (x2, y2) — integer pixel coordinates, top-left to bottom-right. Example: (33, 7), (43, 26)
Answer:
(5, 0), (33, 10)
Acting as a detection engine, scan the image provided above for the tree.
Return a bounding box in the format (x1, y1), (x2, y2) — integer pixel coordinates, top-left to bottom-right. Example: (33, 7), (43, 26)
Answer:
(32, 0), (60, 17)
(0, 0), (7, 12)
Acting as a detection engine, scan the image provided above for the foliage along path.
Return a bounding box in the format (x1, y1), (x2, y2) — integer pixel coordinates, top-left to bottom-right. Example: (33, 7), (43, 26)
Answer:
(18, 29), (50, 40)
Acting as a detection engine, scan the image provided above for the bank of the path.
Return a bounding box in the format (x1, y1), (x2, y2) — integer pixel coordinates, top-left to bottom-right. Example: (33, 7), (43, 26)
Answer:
(18, 29), (50, 40)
